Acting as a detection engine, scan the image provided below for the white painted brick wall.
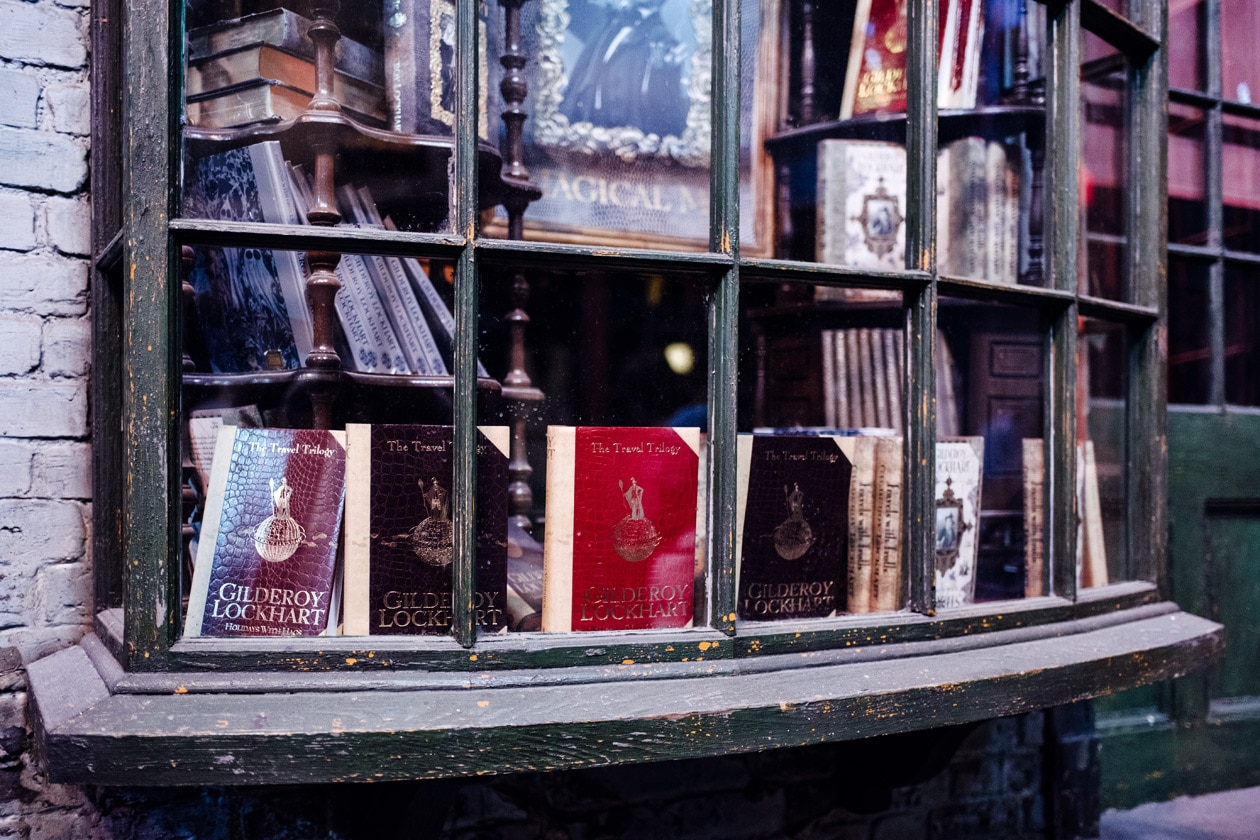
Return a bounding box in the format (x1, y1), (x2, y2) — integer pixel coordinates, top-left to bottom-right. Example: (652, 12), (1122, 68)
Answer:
(0, 0), (92, 668)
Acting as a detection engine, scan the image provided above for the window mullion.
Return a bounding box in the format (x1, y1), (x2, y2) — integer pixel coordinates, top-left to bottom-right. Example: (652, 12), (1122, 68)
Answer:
(906, 0), (937, 614)
(1048, 0), (1081, 600)
(707, 0), (740, 635)
(452, 0), (482, 648)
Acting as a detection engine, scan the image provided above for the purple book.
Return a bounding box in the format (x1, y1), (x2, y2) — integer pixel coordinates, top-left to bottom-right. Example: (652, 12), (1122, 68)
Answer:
(185, 427), (347, 637)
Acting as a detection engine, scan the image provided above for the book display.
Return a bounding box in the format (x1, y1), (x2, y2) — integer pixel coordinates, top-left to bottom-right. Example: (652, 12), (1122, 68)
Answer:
(173, 0), (1106, 641)
(41, 0), (1221, 792)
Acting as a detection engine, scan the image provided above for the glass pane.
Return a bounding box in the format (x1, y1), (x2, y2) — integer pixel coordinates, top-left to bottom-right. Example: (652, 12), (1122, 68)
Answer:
(181, 2), (485, 234)
(480, 267), (710, 632)
(180, 240), (477, 639)
(1222, 0), (1260, 104)
(1168, 103), (1209, 246)
(1168, 0), (1207, 92)
(938, 298), (1046, 604)
(1224, 264), (1260, 406)
(1167, 257), (1213, 405)
(1222, 112), (1260, 253)
(738, 282), (906, 617)
(1078, 318), (1128, 587)
(488, 0), (717, 250)
(1080, 32), (1129, 300)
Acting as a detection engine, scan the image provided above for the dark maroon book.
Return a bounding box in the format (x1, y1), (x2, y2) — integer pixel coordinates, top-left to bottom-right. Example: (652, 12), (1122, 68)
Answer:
(343, 424), (509, 635)
(736, 434), (853, 621)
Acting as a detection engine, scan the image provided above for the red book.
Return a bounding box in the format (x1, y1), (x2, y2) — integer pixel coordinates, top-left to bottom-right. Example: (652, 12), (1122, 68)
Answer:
(542, 426), (701, 633)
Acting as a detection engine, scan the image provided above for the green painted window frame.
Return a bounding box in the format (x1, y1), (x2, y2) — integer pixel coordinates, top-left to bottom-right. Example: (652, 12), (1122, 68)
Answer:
(25, 0), (1223, 788)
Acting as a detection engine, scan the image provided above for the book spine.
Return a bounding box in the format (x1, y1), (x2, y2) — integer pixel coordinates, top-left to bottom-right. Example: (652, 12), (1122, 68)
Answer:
(936, 143), (953, 275)
(838, 0), (873, 119)
(882, 329), (903, 433)
(870, 327), (890, 428)
(952, 136), (988, 280)
(382, 0), (420, 134)
(1022, 437), (1045, 598)
(334, 284), (379, 373)
(845, 436), (877, 614)
(845, 329), (865, 427)
(541, 426), (577, 632)
(816, 140), (845, 265)
(1003, 148), (1022, 284)
(821, 331), (837, 429)
(869, 435), (904, 612)
(1081, 439), (1109, 588)
(834, 328), (851, 428)
(858, 328), (878, 428)
(342, 423), (372, 635)
(985, 141), (1019, 284)
(340, 253), (411, 374)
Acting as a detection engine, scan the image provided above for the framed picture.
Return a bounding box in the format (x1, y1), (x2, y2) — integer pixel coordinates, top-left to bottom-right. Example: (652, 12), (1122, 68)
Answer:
(491, 0), (778, 255)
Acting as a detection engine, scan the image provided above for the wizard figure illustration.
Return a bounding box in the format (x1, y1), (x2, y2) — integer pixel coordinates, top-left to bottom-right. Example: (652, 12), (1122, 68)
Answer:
(612, 477), (663, 562)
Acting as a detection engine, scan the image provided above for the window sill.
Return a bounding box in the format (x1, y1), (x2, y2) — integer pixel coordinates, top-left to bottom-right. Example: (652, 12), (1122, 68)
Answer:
(28, 599), (1221, 786)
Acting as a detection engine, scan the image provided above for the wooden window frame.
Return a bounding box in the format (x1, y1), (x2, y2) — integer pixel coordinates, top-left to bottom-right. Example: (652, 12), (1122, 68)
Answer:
(26, 0), (1222, 786)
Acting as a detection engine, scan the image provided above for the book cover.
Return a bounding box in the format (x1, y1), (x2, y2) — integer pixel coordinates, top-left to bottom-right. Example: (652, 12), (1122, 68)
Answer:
(846, 436), (878, 613)
(1080, 439), (1109, 588)
(343, 424), (509, 635)
(1022, 437), (1045, 597)
(382, 0), (493, 138)
(187, 44), (387, 113)
(840, 0), (907, 118)
(542, 426), (701, 633)
(187, 7), (385, 84)
(934, 436), (984, 608)
(183, 142), (311, 372)
(735, 434), (854, 621)
(184, 426), (347, 637)
(817, 140), (907, 271)
(869, 435), (905, 612)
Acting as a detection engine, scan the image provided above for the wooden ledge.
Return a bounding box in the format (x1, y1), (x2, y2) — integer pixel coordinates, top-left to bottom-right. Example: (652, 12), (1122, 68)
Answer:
(28, 604), (1221, 786)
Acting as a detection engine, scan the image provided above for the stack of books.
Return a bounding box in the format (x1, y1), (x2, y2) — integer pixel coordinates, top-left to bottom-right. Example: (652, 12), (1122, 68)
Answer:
(186, 7), (388, 129)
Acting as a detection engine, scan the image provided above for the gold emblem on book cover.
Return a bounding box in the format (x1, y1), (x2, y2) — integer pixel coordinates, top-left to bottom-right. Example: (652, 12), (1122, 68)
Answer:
(853, 178), (905, 260)
(771, 482), (815, 561)
(613, 477), (662, 562)
(253, 476), (306, 562)
(410, 477), (454, 566)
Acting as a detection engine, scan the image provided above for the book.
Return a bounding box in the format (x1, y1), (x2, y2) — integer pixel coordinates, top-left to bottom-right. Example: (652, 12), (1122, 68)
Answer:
(984, 140), (1020, 284)
(840, 0), (908, 119)
(541, 426), (701, 633)
(821, 331), (836, 429)
(187, 43), (387, 115)
(933, 436), (984, 609)
(343, 424), (509, 635)
(816, 140), (907, 271)
(184, 426), (347, 637)
(187, 405), (264, 495)
(187, 7), (385, 85)
(186, 79), (387, 129)
(940, 135), (988, 280)
(869, 435), (905, 612)
(735, 434), (854, 621)
(1022, 437), (1045, 597)
(381, 0), (493, 138)
(1079, 439), (1109, 588)
(505, 520), (544, 632)
(840, 0), (980, 118)
(846, 436), (878, 614)
(937, 0), (984, 110)
(183, 141), (312, 372)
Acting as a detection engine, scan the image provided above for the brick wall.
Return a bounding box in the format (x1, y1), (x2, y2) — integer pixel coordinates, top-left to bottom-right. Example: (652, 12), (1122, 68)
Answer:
(0, 4), (1091, 838)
